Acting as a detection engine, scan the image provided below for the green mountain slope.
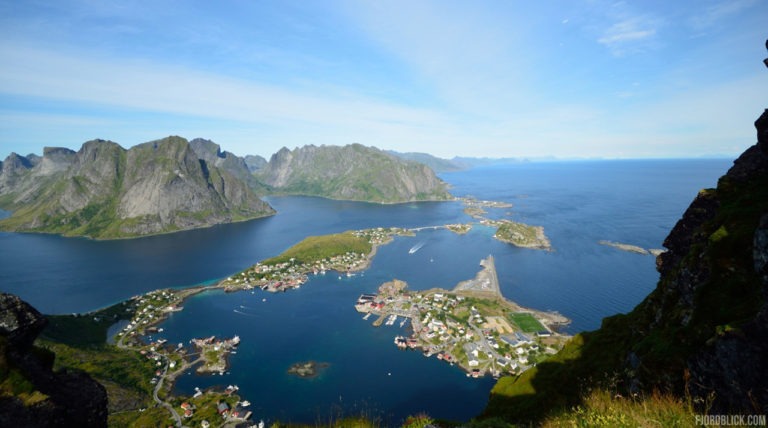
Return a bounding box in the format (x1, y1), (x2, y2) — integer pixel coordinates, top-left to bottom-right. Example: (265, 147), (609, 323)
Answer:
(0, 136), (274, 239)
(480, 110), (768, 424)
(257, 144), (452, 203)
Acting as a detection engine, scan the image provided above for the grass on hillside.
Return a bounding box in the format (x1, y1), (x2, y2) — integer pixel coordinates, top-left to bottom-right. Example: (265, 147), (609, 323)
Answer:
(39, 340), (156, 412)
(41, 302), (135, 347)
(263, 232), (372, 266)
(541, 388), (697, 427)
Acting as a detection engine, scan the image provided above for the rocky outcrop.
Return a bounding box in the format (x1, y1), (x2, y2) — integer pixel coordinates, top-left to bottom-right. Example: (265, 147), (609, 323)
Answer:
(244, 154), (268, 173)
(0, 293), (108, 427)
(0, 136), (275, 239)
(257, 144), (451, 203)
(189, 138), (254, 182)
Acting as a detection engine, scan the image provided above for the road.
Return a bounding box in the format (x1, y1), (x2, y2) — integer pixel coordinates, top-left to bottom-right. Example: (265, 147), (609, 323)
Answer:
(153, 360), (182, 427)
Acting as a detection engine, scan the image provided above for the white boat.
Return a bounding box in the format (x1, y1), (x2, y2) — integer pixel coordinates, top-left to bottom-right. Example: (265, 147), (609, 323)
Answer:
(408, 242), (425, 254)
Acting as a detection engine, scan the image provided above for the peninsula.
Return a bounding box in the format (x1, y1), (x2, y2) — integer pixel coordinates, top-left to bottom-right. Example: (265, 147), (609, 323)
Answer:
(355, 256), (570, 378)
(220, 227), (413, 292)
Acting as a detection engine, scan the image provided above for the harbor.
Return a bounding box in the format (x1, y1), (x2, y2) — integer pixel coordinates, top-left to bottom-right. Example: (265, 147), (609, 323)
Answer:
(355, 255), (570, 378)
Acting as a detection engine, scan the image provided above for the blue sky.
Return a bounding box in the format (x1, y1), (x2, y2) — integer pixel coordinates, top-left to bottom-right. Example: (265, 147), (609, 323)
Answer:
(1, 0), (766, 159)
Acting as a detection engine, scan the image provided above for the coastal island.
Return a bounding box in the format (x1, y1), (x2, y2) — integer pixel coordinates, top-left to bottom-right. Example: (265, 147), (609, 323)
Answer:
(287, 361), (330, 379)
(458, 197), (551, 250)
(220, 227), (413, 292)
(355, 256), (570, 378)
(599, 240), (666, 256)
(492, 220), (551, 250)
(191, 335), (240, 374)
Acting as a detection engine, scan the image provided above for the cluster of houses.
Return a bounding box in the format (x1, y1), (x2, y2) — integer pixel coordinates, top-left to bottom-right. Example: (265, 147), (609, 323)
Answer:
(178, 395), (253, 425)
(221, 227), (412, 292)
(190, 335), (240, 374)
(117, 289), (184, 344)
(356, 285), (560, 378)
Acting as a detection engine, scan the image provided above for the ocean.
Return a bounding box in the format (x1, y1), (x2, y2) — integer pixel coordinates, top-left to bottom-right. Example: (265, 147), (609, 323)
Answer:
(0, 159), (732, 424)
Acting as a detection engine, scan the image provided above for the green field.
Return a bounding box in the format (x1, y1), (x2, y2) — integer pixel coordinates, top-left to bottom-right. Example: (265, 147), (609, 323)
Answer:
(509, 313), (546, 333)
(263, 231), (372, 265)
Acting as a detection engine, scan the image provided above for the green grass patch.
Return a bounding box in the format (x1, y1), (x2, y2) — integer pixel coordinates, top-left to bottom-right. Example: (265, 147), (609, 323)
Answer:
(508, 313), (545, 333)
(264, 232), (372, 266)
(38, 340), (155, 412)
(41, 302), (134, 347)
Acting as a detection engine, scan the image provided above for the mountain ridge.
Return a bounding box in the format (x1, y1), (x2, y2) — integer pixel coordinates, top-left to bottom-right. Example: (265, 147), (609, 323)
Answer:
(256, 143), (452, 203)
(0, 136), (275, 239)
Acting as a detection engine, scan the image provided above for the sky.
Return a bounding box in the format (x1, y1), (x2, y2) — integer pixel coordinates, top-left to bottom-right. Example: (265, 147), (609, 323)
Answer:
(0, 0), (767, 160)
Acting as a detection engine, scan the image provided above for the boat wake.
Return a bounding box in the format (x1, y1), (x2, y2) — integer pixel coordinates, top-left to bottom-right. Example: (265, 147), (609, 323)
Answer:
(409, 242), (426, 254)
(233, 309), (258, 317)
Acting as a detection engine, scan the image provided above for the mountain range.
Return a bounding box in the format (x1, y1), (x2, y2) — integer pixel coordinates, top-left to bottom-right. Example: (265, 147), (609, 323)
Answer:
(257, 144), (451, 203)
(0, 138), (451, 239)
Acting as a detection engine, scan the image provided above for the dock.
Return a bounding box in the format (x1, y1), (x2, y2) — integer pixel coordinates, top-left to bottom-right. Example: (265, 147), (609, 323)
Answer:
(372, 314), (386, 327)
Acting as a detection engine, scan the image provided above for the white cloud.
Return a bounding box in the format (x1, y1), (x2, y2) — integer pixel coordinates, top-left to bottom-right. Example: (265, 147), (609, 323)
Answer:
(597, 16), (658, 56)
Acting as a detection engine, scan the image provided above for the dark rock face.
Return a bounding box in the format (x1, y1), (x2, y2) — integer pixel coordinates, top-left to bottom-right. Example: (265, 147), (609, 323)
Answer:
(483, 107), (768, 423)
(0, 294), (47, 350)
(0, 293), (108, 427)
(650, 110), (768, 414)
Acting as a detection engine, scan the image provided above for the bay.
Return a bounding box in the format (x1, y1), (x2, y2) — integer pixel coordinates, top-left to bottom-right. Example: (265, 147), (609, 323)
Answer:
(0, 159), (732, 424)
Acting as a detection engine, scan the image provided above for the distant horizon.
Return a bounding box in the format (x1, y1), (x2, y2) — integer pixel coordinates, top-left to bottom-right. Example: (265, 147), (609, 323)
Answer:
(2, 1), (766, 159)
(0, 136), (741, 164)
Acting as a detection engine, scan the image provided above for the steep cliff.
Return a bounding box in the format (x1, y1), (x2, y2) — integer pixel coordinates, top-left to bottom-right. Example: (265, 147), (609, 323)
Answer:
(483, 110), (768, 423)
(257, 144), (452, 203)
(0, 136), (274, 239)
(0, 293), (108, 427)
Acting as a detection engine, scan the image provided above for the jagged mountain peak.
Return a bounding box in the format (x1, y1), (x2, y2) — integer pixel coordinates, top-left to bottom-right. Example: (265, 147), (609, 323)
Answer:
(0, 136), (274, 239)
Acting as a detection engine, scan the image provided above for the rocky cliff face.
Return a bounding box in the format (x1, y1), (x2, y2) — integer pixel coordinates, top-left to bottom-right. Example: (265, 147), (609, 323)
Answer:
(0, 293), (108, 427)
(0, 136), (274, 239)
(244, 154), (268, 173)
(257, 143), (451, 203)
(484, 110), (768, 422)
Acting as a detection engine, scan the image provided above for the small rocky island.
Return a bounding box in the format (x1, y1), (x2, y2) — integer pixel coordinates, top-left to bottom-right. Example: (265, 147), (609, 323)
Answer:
(287, 361), (330, 379)
(191, 335), (240, 374)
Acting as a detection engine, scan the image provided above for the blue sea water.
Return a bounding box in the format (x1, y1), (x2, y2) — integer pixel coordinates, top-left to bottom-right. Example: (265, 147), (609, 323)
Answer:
(0, 159), (732, 424)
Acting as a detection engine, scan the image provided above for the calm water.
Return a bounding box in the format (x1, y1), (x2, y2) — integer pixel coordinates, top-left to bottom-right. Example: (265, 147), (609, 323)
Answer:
(0, 159), (732, 424)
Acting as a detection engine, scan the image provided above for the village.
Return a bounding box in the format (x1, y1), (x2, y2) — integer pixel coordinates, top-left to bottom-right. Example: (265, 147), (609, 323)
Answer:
(110, 288), (261, 427)
(355, 256), (570, 378)
(219, 227), (414, 292)
(102, 219), (558, 426)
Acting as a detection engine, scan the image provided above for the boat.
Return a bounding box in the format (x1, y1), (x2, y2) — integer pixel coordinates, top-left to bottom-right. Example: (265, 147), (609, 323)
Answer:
(400, 317), (408, 327)
(408, 242), (425, 254)
(363, 312), (372, 320)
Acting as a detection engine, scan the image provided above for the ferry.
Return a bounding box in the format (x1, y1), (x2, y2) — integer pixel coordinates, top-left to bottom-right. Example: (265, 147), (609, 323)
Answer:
(408, 242), (425, 254)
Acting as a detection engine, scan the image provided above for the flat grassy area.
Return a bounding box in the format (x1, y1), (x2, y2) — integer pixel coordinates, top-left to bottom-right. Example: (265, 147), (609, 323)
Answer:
(509, 313), (546, 333)
(263, 231), (372, 265)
